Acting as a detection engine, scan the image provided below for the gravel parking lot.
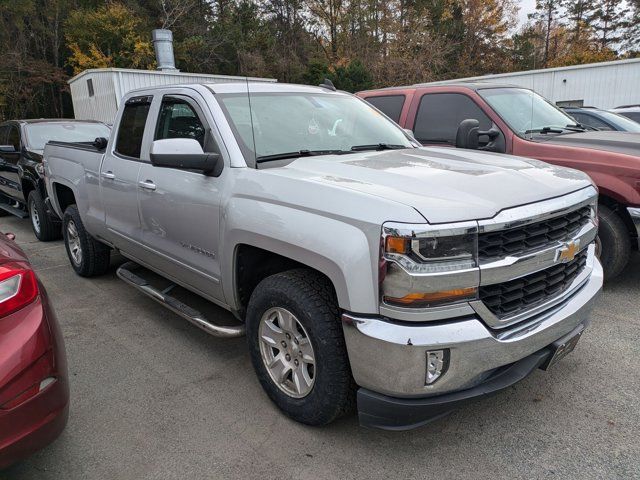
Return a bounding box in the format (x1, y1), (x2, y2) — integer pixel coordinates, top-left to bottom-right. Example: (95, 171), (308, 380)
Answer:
(1, 216), (639, 480)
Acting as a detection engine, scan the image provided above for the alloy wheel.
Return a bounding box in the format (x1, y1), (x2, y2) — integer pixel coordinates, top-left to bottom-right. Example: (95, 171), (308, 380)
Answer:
(66, 220), (82, 266)
(258, 307), (316, 398)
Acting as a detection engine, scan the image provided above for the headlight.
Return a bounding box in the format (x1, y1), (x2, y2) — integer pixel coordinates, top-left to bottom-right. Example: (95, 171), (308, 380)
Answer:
(381, 222), (479, 308)
(35, 163), (45, 175)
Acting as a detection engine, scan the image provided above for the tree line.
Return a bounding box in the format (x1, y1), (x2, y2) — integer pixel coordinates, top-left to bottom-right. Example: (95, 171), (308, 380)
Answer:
(0, 0), (637, 120)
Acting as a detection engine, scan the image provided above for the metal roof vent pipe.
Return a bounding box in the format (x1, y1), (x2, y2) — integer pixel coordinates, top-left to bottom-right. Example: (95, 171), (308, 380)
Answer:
(152, 29), (178, 72)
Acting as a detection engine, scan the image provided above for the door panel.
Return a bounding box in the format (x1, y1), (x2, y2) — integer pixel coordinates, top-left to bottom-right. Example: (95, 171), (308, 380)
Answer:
(137, 165), (224, 300)
(136, 93), (224, 301)
(100, 96), (151, 251)
(100, 155), (142, 246)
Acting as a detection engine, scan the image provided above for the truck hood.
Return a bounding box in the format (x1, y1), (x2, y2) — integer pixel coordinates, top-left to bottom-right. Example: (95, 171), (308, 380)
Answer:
(542, 131), (640, 157)
(268, 147), (592, 224)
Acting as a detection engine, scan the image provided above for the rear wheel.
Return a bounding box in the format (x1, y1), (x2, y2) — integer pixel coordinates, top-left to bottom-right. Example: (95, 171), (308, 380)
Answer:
(62, 204), (110, 277)
(246, 269), (355, 426)
(28, 189), (60, 241)
(597, 204), (631, 280)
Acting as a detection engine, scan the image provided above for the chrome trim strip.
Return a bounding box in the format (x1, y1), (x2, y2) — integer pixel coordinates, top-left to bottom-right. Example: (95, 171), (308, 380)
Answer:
(382, 220), (478, 239)
(379, 302), (476, 322)
(472, 243), (596, 329)
(477, 186), (597, 233)
(478, 221), (597, 285)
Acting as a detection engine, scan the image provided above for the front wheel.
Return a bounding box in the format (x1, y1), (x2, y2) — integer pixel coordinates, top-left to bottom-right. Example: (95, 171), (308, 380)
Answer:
(246, 269), (355, 426)
(598, 204), (631, 280)
(28, 189), (60, 241)
(62, 204), (110, 277)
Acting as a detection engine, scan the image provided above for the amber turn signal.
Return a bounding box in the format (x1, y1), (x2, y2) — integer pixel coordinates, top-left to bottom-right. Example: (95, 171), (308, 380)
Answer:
(385, 236), (409, 254)
(384, 287), (477, 308)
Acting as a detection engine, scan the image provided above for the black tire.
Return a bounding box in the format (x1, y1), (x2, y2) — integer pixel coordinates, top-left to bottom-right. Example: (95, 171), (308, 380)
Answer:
(598, 204), (631, 280)
(28, 189), (61, 241)
(246, 269), (355, 426)
(62, 204), (110, 277)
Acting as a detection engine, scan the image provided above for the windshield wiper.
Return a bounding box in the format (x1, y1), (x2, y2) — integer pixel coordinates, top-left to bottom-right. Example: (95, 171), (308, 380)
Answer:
(350, 143), (409, 152)
(256, 149), (346, 163)
(565, 123), (589, 132)
(524, 126), (565, 135)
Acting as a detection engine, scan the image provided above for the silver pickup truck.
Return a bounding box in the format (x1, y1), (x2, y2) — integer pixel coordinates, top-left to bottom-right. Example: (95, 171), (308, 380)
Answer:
(44, 82), (603, 430)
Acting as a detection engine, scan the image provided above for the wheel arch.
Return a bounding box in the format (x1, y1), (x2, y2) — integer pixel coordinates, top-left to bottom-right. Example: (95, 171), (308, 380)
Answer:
(598, 193), (637, 248)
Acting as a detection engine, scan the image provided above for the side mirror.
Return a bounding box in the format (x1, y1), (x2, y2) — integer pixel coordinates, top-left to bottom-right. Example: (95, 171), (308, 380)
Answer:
(150, 138), (222, 176)
(455, 119), (480, 150)
(93, 137), (108, 151)
(0, 145), (18, 154)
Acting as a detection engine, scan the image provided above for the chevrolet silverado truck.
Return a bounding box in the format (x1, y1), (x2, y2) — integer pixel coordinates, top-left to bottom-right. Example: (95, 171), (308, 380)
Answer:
(0, 119), (110, 241)
(44, 82), (602, 430)
(358, 83), (640, 279)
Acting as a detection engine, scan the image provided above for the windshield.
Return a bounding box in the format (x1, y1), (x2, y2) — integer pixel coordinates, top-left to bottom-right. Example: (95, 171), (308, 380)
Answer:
(479, 88), (578, 136)
(25, 122), (111, 150)
(596, 111), (640, 132)
(216, 92), (413, 163)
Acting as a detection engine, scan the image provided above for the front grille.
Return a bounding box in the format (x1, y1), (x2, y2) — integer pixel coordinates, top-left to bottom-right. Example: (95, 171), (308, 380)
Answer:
(479, 249), (588, 318)
(478, 206), (591, 259)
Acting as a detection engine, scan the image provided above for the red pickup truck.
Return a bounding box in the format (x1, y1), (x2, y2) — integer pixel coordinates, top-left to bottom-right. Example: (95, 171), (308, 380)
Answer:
(358, 83), (640, 279)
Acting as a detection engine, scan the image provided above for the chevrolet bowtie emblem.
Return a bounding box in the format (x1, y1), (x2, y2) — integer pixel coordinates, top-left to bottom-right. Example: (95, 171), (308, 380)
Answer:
(556, 240), (580, 263)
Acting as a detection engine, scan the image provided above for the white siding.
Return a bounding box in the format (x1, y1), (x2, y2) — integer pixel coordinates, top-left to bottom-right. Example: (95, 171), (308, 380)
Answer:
(69, 71), (119, 124)
(69, 68), (276, 123)
(430, 59), (640, 109)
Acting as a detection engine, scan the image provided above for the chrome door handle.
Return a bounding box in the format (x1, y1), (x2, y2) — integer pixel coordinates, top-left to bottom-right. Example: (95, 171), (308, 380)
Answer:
(101, 171), (115, 180)
(138, 180), (156, 191)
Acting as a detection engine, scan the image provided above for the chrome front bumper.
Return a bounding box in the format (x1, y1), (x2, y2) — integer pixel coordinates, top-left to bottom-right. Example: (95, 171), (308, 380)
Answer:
(342, 258), (603, 398)
(628, 207), (640, 248)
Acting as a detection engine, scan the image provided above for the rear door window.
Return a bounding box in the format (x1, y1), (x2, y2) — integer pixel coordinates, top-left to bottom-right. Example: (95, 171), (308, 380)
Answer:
(115, 97), (151, 158)
(365, 95), (405, 123)
(413, 93), (492, 144)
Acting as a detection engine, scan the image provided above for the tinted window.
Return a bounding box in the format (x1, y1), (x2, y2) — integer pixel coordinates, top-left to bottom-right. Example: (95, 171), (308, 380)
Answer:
(414, 93), (492, 144)
(0, 125), (9, 145)
(365, 95), (405, 123)
(569, 112), (612, 130)
(155, 98), (206, 147)
(115, 99), (151, 158)
(7, 126), (21, 151)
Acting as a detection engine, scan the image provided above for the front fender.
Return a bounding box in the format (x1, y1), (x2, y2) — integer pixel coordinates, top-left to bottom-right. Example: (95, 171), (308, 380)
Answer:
(222, 197), (380, 313)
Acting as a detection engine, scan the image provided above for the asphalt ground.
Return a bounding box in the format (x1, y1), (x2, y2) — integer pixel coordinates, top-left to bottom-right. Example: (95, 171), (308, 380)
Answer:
(1, 215), (639, 479)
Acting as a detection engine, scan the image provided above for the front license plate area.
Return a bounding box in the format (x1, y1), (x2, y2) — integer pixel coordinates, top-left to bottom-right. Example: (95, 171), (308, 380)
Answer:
(540, 327), (584, 371)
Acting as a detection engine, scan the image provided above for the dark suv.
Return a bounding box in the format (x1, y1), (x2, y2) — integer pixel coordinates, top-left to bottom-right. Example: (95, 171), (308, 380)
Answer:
(563, 107), (640, 132)
(0, 119), (110, 240)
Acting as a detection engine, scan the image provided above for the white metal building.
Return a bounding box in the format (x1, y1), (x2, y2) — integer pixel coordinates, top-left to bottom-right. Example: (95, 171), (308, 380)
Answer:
(431, 58), (640, 109)
(68, 68), (276, 123)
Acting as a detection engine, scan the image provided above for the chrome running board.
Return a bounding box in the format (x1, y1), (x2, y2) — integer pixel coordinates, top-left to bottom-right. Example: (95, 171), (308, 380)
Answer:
(116, 261), (245, 338)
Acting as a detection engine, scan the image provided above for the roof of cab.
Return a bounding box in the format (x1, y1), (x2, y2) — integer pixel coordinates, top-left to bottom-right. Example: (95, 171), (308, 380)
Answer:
(123, 82), (346, 97)
(6, 119), (107, 125)
(358, 81), (521, 95)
